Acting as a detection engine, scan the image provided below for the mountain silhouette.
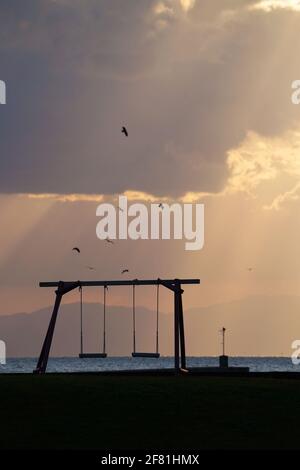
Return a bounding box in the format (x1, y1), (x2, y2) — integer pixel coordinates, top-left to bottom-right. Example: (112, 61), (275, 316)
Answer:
(0, 295), (299, 357)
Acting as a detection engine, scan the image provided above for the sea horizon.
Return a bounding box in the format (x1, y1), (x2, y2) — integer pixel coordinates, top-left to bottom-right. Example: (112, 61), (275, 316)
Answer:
(1, 356), (299, 374)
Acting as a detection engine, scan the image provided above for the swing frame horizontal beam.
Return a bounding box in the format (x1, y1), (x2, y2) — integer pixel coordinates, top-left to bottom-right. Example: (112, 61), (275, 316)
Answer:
(40, 279), (200, 289)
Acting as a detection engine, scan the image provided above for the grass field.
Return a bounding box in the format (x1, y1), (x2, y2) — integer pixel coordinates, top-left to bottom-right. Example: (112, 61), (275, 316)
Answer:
(0, 374), (300, 449)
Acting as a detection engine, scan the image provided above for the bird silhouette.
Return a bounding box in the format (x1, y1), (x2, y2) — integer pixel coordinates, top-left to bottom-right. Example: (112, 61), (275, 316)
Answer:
(247, 267), (253, 272)
(72, 247), (80, 253)
(121, 126), (128, 137)
(86, 266), (95, 271)
(105, 238), (114, 244)
(158, 203), (164, 209)
(121, 269), (129, 274)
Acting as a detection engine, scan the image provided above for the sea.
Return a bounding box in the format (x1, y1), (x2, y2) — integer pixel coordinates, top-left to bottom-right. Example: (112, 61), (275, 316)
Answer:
(0, 356), (299, 373)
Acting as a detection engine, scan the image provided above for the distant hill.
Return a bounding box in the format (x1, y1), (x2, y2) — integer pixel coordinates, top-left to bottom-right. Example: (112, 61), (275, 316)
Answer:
(0, 295), (300, 357)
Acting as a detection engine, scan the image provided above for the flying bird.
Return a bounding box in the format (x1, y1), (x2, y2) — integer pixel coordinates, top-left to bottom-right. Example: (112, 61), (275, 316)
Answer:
(117, 206), (124, 212)
(158, 203), (164, 209)
(86, 266), (95, 271)
(121, 269), (129, 274)
(121, 126), (128, 137)
(105, 238), (114, 244)
(247, 267), (253, 272)
(72, 247), (80, 253)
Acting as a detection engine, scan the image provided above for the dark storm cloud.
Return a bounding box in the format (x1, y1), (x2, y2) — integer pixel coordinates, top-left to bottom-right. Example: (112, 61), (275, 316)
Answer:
(0, 0), (299, 196)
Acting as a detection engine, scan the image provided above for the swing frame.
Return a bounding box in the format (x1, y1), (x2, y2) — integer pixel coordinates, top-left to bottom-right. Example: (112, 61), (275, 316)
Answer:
(33, 278), (200, 374)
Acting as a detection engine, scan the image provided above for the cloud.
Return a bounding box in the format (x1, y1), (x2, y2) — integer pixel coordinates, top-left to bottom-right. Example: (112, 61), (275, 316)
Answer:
(250, 0), (300, 12)
(24, 191), (164, 203)
(23, 189), (188, 203)
(23, 124), (300, 211)
(223, 128), (300, 210)
(154, 1), (174, 16)
(225, 131), (279, 194)
(1, 0), (300, 199)
(180, 0), (196, 11)
(25, 193), (105, 203)
(263, 182), (300, 209)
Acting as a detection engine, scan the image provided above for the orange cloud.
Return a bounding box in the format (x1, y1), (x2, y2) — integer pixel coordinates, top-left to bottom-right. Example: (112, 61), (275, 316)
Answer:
(250, 0), (300, 12)
(224, 129), (300, 209)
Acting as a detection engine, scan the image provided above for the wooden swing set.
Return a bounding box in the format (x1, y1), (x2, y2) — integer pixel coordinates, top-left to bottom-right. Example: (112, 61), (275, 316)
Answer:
(33, 278), (200, 374)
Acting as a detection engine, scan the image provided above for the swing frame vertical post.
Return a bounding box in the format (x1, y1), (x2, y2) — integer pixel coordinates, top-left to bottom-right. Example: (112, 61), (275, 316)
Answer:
(132, 283), (136, 354)
(161, 278), (186, 373)
(174, 280), (180, 372)
(178, 285), (186, 370)
(33, 289), (63, 374)
(80, 286), (83, 356)
(156, 284), (159, 355)
(103, 286), (106, 355)
(34, 281), (80, 374)
(173, 279), (186, 372)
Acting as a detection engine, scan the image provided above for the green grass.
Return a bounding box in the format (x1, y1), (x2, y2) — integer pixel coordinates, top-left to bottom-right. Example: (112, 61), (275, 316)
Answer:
(0, 374), (300, 449)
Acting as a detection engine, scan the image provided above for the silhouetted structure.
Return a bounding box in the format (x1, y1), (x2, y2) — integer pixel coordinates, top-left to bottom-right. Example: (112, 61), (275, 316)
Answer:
(219, 327), (228, 368)
(34, 278), (200, 374)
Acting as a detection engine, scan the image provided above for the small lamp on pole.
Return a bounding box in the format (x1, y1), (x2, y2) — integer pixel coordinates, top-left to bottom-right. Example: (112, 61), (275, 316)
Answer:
(219, 327), (228, 368)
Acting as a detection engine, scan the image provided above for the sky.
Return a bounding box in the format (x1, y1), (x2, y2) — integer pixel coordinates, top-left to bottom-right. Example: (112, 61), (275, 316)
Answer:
(1, 0), (300, 352)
